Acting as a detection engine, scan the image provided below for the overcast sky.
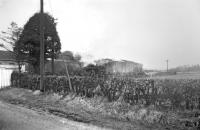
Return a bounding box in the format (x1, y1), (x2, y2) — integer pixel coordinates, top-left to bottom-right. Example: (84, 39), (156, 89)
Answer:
(0, 0), (200, 69)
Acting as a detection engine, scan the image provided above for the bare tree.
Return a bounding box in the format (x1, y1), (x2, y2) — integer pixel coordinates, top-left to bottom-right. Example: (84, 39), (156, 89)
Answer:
(0, 22), (23, 72)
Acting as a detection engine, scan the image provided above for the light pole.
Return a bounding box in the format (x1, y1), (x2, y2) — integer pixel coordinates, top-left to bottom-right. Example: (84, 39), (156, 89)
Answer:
(40, 0), (45, 91)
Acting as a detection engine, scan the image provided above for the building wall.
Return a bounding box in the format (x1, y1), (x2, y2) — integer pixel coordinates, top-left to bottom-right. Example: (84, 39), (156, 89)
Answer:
(0, 61), (25, 72)
(105, 61), (143, 74)
(0, 61), (25, 88)
(0, 66), (13, 88)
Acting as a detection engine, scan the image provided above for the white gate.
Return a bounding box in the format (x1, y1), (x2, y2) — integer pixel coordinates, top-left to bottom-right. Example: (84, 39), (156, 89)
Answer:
(0, 68), (13, 88)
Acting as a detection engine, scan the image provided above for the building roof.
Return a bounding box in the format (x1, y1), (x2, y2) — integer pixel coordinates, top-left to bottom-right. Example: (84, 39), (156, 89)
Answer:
(120, 60), (142, 66)
(0, 51), (16, 61)
(95, 58), (115, 66)
(95, 58), (142, 66)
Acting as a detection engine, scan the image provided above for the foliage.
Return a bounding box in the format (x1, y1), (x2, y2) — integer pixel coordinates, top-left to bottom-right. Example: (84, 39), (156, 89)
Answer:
(0, 22), (22, 49)
(11, 72), (200, 111)
(59, 51), (83, 67)
(83, 64), (107, 78)
(60, 51), (74, 60)
(45, 51), (83, 75)
(0, 22), (24, 72)
(45, 61), (83, 76)
(16, 13), (61, 74)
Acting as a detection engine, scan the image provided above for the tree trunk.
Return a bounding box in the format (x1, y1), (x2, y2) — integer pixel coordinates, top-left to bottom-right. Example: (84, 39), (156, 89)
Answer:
(17, 61), (22, 88)
(33, 64), (40, 74)
(17, 62), (22, 73)
(51, 56), (54, 74)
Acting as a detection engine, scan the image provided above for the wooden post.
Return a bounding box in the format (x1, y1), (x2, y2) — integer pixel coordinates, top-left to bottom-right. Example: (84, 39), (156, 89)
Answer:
(40, 0), (45, 91)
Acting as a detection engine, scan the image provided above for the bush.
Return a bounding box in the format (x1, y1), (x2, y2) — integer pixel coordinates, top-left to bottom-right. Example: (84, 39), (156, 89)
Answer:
(11, 72), (200, 110)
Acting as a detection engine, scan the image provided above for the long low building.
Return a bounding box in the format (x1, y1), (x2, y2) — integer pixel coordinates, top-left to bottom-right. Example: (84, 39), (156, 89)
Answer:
(95, 59), (143, 74)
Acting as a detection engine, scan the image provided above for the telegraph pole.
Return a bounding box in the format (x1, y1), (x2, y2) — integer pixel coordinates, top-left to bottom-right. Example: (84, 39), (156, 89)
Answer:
(166, 59), (169, 72)
(40, 0), (45, 91)
(52, 50), (54, 74)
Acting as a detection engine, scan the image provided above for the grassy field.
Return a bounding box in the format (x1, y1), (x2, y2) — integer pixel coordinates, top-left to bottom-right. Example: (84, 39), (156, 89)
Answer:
(150, 72), (200, 79)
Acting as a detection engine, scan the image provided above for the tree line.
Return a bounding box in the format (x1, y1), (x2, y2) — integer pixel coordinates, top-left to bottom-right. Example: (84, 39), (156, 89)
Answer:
(169, 64), (200, 73)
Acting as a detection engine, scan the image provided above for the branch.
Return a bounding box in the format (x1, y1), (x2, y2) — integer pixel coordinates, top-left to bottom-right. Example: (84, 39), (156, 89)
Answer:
(0, 43), (17, 55)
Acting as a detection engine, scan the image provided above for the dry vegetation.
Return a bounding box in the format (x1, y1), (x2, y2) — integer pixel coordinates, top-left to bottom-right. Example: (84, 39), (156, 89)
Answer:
(0, 87), (175, 130)
(9, 72), (200, 129)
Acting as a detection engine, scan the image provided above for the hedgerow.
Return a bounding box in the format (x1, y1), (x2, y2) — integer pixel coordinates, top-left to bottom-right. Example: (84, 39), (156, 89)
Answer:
(11, 72), (200, 110)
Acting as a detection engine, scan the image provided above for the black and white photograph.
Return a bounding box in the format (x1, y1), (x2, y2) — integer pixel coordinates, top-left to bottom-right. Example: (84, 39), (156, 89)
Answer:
(0, 0), (200, 129)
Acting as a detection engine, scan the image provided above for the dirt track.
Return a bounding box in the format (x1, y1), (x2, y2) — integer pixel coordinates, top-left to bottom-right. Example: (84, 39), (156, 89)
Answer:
(0, 101), (110, 130)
